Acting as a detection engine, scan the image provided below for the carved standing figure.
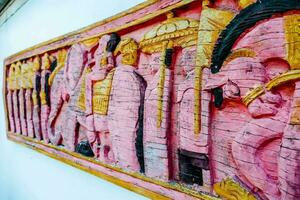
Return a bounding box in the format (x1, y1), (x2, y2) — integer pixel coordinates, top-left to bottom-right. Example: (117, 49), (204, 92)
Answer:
(32, 56), (42, 140)
(25, 59), (35, 137)
(13, 62), (22, 134)
(83, 34), (119, 161)
(143, 52), (172, 180)
(6, 64), (16, 133)
(108, 38), (146, 171)
(177, 46), (201, 152)
(19, 61), (28, 136)
(40, 53), (52, 143)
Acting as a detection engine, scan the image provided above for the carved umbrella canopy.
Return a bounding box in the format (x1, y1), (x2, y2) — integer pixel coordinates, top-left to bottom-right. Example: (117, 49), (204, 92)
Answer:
(139, 12), (199, 127)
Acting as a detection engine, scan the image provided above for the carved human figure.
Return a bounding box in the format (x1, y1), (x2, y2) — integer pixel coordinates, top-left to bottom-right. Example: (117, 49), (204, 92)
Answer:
(32, 56), (42, 140)
(205, 13), (300, 200)
(6, 64), (15, 133)
(25, 59), (35, 137)
(13, 62), (21, 134)
(40, 53), (52, 143)
(84, 34), (119, 162)
(19, 61), (28, 136)
(177, 46), (204, 153)
(143, 52), (171, 181)
(108, 38), (146, 171)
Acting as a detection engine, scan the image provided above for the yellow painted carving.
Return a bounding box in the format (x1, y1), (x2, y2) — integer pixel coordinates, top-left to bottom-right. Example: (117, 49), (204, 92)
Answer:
(243, 70), (300, 106)
(213, 178), (256, 200)
(31, 56), (41, 106)
(32, 91), (38, 106)
(224, 48), (256, 66)
(285, 14), (300, 124)
(40, 91), (47, 105)
(82, 37), (99, 48)
(115, 38), (138, 65)
(139, 13), (199, 54)
(27, 59), (34, 89)
(157, 42), (168, 128)
(92, 69), (115, 115)
(40, 53), (50, 105)
(7, 63), (15, 90)
(49, 49), (68, 85)
(21, 61), (32, 89)
(77, 69), (88, 111)
(242, 85), (264, 106)
(194, 7), (234, 134)
(41, 53), (50, 70)
(284, 14), (300, 69)
(14, 61), (22, 90)
(239, 0), (256, 9)
(33, 56), (40, 72)
(265, 70), (300, 90)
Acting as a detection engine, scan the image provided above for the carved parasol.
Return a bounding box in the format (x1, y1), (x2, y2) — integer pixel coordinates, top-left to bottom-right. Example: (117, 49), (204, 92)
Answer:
(139, 12), (199, 128)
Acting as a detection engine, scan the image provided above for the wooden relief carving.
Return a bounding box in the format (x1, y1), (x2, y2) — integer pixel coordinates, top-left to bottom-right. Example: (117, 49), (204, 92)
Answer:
(4, 0), (300, 199)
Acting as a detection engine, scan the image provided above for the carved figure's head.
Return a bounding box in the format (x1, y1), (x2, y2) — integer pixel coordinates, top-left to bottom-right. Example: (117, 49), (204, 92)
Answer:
(180, 46), (196, 75)
(114, 38), (138, 66)
(33, 56), (40, 71)
(149, 53), (161, 75)
(57, 49), (67, 66)
(106, 32), (121, 52)
(41, 53), (50, 70)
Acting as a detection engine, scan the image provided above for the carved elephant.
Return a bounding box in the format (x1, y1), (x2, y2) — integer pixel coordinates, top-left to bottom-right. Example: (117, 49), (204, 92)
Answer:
(205, 14), (300, 200)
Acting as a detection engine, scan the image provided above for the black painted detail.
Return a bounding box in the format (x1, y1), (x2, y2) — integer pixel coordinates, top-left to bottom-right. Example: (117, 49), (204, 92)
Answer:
(50, 58), (57, 72)
(75, 141), (95, 157)
(134, 71), (147, 173)
(35, 74), (41, 107)
(213, 87), (223, 108)
(106, 32), (121, 52)
(179, 149), (209, 185)
(211, 0), (300, 74)
(165, 48), (173, 68)
(45, 72), (51, 107)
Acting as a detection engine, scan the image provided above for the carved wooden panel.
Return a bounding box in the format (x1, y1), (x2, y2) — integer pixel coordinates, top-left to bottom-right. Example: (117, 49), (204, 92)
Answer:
(4, 0), (300, 199)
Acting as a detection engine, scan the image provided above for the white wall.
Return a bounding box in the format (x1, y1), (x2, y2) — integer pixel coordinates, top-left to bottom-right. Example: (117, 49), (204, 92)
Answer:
(0, 0), (148, 199)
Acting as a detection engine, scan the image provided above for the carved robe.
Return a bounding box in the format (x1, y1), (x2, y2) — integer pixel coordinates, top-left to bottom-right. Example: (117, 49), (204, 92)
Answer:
(143, 67), (171, 181)
(108, 64), (144, 171)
